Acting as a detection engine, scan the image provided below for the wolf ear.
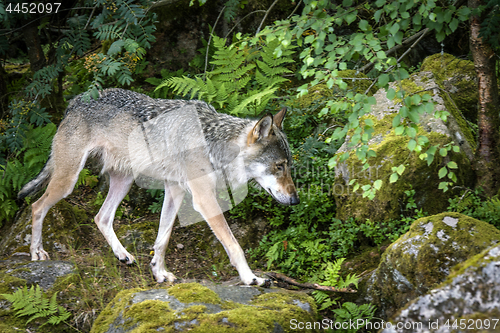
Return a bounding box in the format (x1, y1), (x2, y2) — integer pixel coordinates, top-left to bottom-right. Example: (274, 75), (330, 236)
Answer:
(248, 114), (273, 144)
(273, 107), (287, 129)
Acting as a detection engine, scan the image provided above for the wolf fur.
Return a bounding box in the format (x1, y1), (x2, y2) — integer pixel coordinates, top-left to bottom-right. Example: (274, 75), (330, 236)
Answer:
(19, 88), (299, 286)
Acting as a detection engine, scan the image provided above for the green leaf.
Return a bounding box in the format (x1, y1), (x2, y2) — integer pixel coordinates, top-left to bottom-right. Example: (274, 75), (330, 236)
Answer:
(439, 182), (449, 192)
(386, 88), (396, 100)
(359, 20), (369, 31)
(439, 148), (447, 157)
(392, 114), (401, 128)
(373, 179), (382, 190)
(407, 139), (417, 151)
(438, 167), (448, 179)
(389, 22), (400, 36)
(108, 40), (125, 56)
(395, 125), (404, 135)
(378, 74), (389, 87)
(447, 161), (458, 169)
(390, 173), (398, 183)
(397, 164), (405, 175)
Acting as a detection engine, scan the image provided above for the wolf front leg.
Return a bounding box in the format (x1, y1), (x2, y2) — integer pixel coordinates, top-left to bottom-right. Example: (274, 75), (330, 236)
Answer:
(94, 172), (135, 264)
(189, 179), (269, 286)
(150, 183), (185, 283)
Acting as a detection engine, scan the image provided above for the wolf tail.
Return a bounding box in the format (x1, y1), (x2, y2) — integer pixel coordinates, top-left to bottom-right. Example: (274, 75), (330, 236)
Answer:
(18, 157), (53, 200)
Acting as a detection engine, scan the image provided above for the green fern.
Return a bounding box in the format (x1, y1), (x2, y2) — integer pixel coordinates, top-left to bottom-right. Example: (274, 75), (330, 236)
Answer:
(154, 34), (295, 116)
(1, 285), (71, 328)
(332, 302), (376, 333)
(311, 258), (362, 312)
(0, 123), (56, 225)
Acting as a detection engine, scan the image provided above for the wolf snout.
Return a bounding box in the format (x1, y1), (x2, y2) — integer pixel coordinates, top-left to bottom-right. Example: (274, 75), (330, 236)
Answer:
(290, 193), (300, 205)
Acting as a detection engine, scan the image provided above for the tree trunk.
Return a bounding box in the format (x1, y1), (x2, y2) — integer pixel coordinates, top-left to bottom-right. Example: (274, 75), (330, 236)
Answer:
(23, 20), (46, 73)
(469, 0), (500, 196)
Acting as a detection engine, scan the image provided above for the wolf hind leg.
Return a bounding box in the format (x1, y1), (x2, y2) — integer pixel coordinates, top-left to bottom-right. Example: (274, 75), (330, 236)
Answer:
(94, 172), (135, 264)
(30, 151), (89, 261)
(188, 178), (269, 286)
(150, 183), (184, 283)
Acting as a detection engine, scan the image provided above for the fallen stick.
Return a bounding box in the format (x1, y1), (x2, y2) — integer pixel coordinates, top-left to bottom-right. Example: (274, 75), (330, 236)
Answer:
(265, 272), (357, 293)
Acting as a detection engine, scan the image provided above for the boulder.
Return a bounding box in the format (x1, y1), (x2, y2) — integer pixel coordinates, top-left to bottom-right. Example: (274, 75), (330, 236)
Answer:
(420, 53), (478, 124)
(0, 199), (91, 258)
(361, 213), (500, 320)
(0, 258), (76, 333)
(381, 244), (500, 333)
(90, 282), (317, 333)
(334, 69), (475, 222)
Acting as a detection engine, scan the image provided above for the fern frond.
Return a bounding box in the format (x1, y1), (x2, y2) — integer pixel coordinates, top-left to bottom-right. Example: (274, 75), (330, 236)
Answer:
(1, 285), (71, 327)
(231, 86), (278, 115)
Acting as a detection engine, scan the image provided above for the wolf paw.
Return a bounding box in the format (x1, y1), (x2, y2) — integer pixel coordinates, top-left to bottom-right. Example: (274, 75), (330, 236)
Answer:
(116, 254), (136, 265)
(244, 275), (269, 287)
(151, 264), (177, 283)
(31, 248), (50, 261)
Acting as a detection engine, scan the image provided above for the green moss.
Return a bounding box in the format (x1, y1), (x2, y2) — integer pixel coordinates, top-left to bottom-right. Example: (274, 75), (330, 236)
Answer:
(167, 283), (221, 304)
(90, 287), (144, 333)
(0, 273), (27, 295)
(335, 112), (472, 221)
(443, 242), (500, 286)
(421, 53), (478, 124)
(125, 300), (179, 332)
(383, 212), (500, 289)
(92, 284), (317, 333)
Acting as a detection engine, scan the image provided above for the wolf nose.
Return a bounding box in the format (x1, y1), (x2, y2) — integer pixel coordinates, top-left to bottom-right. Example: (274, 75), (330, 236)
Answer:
(290, 193), (300, 205)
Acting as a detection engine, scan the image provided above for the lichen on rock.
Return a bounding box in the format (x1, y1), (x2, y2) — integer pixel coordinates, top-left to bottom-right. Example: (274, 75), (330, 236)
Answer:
(381, 243), (500, 333)
(362, 212), (500, 320)
(334, 67), (475, 222)
(90, 282), (318, 333)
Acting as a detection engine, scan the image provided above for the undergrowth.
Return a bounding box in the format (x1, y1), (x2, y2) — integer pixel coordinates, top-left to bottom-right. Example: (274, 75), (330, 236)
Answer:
(1, 285), (72, 329)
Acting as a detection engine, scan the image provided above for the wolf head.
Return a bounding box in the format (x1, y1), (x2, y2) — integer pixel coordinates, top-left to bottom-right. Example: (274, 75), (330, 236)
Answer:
(246, 108), (300, 206)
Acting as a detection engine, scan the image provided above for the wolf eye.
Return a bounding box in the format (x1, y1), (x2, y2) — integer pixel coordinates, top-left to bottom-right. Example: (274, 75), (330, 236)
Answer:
(276, 164), (284, 171)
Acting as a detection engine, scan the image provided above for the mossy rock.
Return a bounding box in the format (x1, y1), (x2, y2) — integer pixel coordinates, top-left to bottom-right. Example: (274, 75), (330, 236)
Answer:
(420, 53), (478, 123)
(0, 259), (76, 333)
(91, 282), (318, 333)
(381, 243), (500, 333)
(334, 71), (475, 222)
(0, 199), (91, 258)
(364, 213), (500, 320)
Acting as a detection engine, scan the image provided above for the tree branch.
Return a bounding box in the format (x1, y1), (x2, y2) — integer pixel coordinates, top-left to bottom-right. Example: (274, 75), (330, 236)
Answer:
(256, 0), (280, 35)
(149, 0), (183, 10)
(265, 272), (357, 293)
(360, 28), (430, 73)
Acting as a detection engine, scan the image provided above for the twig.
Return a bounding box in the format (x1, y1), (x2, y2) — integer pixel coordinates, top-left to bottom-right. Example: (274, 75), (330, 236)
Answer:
(84, 5), (97, 30)
(204, 6), (225, 80)
(224, 10), (266, 39)
(360, 28), (430, 73)
(256, 0), (280, 35)
(287, 0), (303, 19)
(265, 272), (357, 293)
(363, 29), (430, 95)
(149, 0), (183, 10)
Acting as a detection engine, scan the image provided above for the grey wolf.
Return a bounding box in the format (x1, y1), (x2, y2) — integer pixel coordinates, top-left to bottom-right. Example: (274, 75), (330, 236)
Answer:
(18, 88), (299, 286)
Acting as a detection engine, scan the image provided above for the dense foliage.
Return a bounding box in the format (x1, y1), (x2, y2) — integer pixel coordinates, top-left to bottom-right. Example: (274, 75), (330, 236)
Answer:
(2, 0), (500, 330)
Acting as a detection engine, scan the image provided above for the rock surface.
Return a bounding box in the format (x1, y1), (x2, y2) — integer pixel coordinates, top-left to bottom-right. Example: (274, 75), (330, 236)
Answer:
(334, 62), (475, 221)
(361, 212), (500, 320)
(0, 199), (91, 257)
(90, 282), (317, 333)
(381, 244), (500, 333)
